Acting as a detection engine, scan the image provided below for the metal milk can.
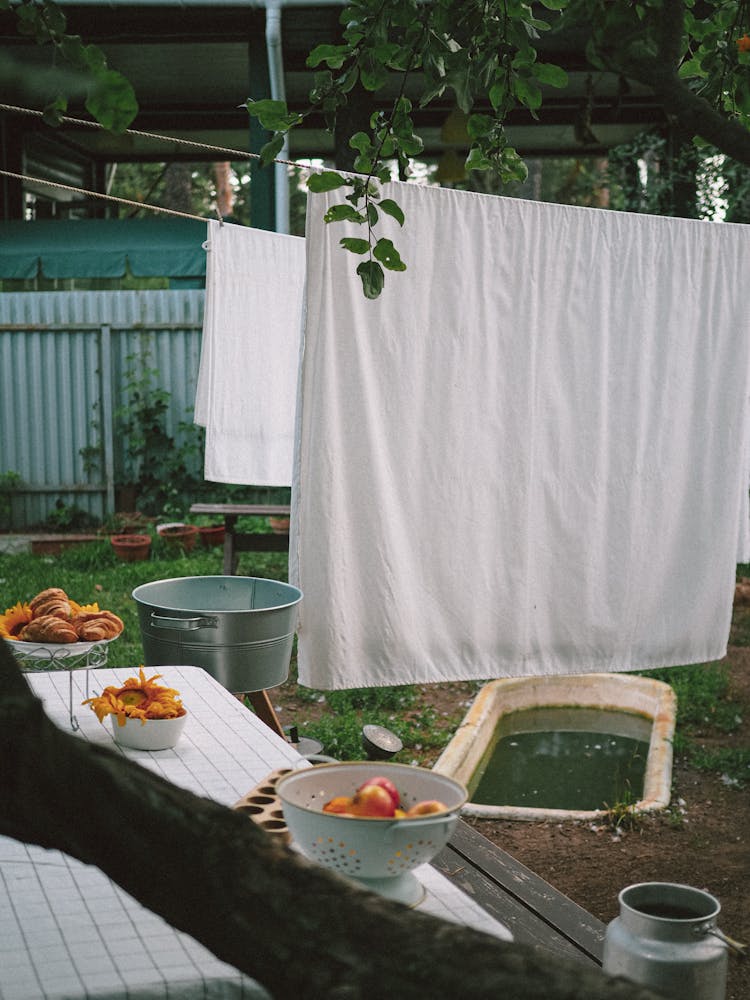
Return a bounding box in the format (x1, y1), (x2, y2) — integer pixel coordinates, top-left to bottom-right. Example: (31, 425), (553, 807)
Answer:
(603, 882), (740, 1000)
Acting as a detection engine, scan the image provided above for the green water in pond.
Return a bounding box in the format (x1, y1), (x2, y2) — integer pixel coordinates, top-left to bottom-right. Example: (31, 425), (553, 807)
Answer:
(469, 707), (651, 811)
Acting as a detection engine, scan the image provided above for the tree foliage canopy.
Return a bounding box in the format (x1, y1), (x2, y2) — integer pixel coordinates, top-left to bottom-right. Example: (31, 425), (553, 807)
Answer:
(7, 0), (750, 294)
(248, 0), (750, 295)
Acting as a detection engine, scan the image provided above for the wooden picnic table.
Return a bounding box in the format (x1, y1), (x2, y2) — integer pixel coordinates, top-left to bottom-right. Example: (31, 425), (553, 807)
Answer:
(434, 820), (605, 967)
(189, 503), (291, 575)
(186, 506), (608, 971)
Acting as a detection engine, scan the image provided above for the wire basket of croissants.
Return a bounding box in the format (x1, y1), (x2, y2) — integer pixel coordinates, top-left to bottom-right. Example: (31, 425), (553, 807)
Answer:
(0, 588), (124, 645)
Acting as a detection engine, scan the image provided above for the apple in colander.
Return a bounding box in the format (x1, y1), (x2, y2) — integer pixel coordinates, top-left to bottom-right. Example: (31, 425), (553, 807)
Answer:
(321, 775), (449, 818)
(349, 783), (397, 817)
(406, 799), (448, 816)
(357, 775), (401, 810)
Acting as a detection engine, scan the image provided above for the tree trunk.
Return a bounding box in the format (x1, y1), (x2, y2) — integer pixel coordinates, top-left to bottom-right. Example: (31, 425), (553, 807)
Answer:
(0, 640), (663, 1000)
(214, 161), (234, 218)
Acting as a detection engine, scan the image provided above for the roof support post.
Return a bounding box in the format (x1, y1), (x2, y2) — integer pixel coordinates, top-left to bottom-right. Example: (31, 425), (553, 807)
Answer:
(265, 0), (289, 234)
(247, 11), (276, 231)
(0, 113), (25, 221)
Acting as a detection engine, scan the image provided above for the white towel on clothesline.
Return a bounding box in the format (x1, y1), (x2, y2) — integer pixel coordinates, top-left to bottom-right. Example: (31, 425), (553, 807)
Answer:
(291, 180), (750, 689)
(195, 219), (305, 486)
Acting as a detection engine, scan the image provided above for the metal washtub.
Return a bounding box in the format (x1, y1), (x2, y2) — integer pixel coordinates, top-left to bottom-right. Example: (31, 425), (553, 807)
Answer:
(132, 576), (302, 692)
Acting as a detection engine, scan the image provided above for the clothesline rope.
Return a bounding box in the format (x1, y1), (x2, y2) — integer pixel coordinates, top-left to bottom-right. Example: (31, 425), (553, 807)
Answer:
(0, 168), (216, 223)
(0, 102), (305, 168)
(0, 102), (370, 221)
(0, 103), (367, 181)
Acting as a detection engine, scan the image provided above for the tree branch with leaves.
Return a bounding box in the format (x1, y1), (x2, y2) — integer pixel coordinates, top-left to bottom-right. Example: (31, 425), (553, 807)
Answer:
(248, 0), (750, 297)
(0, 0), (137, 130)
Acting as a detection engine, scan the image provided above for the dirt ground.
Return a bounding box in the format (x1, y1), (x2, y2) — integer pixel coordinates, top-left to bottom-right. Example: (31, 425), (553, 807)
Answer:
(272, 649), (749, 999)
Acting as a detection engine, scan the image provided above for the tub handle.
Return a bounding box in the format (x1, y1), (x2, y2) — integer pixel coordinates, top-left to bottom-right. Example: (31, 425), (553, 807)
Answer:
(149, 613), (219, 631)
(700, 926), (747, 958)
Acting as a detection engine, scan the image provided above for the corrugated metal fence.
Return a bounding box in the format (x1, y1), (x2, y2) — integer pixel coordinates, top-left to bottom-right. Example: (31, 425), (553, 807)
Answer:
(0, 290), (206, 529)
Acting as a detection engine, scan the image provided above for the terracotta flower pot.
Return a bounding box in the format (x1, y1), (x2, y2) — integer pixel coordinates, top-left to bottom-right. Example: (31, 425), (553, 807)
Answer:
(268, 516), (291, 535)
(157, 523), (199, 552)
(111, 533), (152, 562)
(198, 524), (225, 548)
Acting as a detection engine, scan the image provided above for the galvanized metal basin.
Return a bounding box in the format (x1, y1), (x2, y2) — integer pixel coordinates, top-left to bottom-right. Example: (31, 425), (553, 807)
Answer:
(132, 576), (302, 692)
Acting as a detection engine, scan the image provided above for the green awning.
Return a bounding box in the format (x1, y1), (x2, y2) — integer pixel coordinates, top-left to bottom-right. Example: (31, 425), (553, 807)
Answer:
(0, 218), (208, 279)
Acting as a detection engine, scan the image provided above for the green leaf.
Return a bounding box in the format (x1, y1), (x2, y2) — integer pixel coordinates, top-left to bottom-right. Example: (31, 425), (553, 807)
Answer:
(42, 95), (67, 127)
(357, 260), (385, 299)
(373, 238), (406, 271)
(349, 131), (373, 154)
(678, 57), (707, 79)
(533, 62), (568, 88)
(340, 237), (371, 254)
(307, 43), (350, 69)
(353, 154), (374, 174)
(500, 147), (528, 184)
(378, 135), (396, 157)
(43, 2), (67, 37)
(467, 113), (495, 139)
(514, 76), (542, 110)
(379, 199), (405, 226)
(308, 171), (349, 193)
(360, 52), (389, 91)
(259, 134), (285, 167)
(537, 0), (566, 8)
(489, 79), (509, 111)
(465, 146), (492, 171)
(367, 203), (379, 226)
(76, 42), (107, 74)
(324, 204), (366, 224)
(85, 69), (138, 133)
(246, 99), (295, 131)
(396, 133), (424, 156)
(15, 3), (41, 36)
(336, 64), (360, 94)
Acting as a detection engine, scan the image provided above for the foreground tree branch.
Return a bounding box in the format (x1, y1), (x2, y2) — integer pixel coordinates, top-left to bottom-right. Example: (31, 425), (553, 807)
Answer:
(613, 0), (750, 167)
(0, 640), (662, 999)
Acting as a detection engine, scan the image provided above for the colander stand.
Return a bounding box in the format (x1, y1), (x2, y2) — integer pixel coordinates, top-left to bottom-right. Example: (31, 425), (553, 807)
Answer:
(351, 870), (426, 907)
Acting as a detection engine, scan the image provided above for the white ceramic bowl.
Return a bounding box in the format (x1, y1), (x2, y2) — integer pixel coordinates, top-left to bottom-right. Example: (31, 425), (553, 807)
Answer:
(276, 762), (467, 884)
(109, 712), (187, 750)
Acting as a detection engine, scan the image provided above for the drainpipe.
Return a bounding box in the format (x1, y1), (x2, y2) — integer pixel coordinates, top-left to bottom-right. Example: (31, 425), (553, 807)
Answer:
(265, 0), (289, 234)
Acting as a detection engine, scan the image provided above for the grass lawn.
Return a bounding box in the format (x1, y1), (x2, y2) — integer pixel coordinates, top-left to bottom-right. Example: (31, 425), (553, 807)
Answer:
(1, 536), (747, 788)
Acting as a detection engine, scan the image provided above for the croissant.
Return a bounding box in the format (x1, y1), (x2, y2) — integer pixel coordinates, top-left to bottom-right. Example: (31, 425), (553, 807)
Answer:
(21, 615), (78, 644)
(29, 587), (71, 621)
(73, 610), (124, 641)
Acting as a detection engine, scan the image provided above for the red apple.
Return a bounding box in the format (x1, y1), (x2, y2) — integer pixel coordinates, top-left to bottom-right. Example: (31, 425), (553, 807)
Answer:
(406, 799), (448, 817)
(357, 775), (401, 810)
(348, 783), (396, 817)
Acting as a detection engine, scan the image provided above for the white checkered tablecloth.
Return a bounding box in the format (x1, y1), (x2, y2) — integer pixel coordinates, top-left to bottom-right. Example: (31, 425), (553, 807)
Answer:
(1, 666), (511, 1000)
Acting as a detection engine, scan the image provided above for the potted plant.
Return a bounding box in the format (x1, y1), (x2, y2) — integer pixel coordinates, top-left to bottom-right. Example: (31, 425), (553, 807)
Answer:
(110, 533), (152, 562)
(197, 522), (226, 548)
(156, 523), (199, 552)
(189, 513), (226, 548)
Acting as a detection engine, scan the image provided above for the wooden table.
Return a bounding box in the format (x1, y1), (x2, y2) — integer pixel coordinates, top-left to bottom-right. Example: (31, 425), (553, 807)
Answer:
(2, 665), (520, 1000)
(434, 821), (605, 967)
(189, 503), (290, 575)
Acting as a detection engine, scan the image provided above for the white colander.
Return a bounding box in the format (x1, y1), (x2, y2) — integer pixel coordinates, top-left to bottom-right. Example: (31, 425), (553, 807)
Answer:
(276, 761), (467, 905)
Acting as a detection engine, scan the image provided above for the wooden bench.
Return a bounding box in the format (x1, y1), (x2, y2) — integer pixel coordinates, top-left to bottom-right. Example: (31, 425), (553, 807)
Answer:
(433, 820), (605, 966)
(189, 503), (291, 575)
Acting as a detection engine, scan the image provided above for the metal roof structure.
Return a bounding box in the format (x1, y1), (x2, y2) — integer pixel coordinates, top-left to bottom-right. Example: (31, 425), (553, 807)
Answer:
(0, 1), (669, 227)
